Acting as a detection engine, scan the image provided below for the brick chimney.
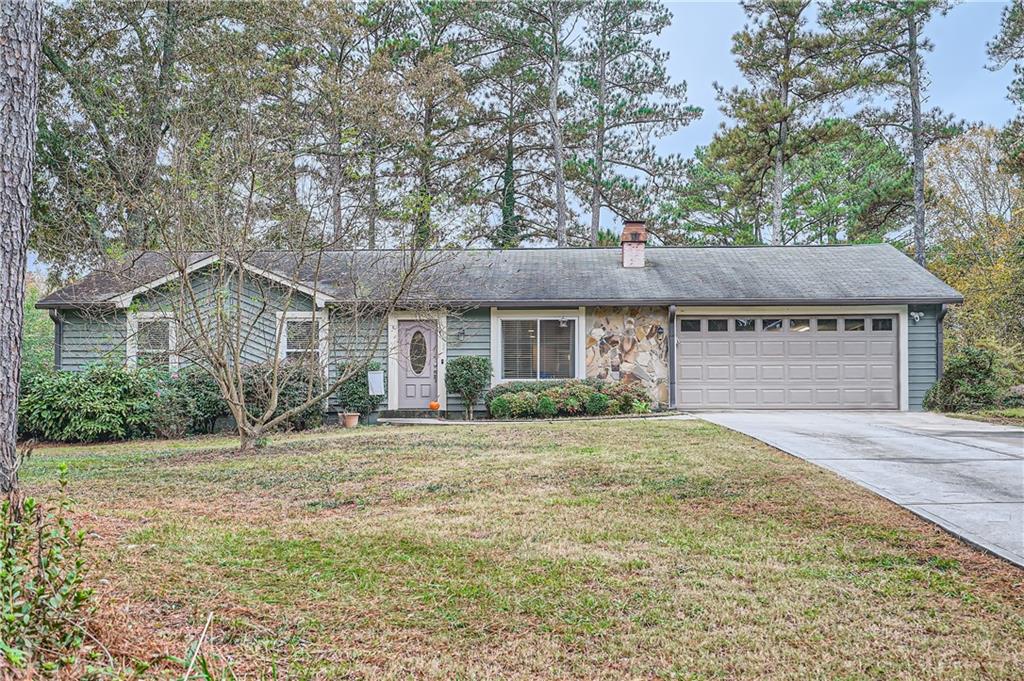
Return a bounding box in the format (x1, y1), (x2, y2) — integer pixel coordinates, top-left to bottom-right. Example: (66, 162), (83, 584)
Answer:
(621, 219), (647, 268)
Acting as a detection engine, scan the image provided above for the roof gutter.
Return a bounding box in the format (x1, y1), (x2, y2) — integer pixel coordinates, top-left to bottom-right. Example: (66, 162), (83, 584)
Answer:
(668, 305), (677, 409)
(36, 295), (966, 310)
(936, 304), (949, 379)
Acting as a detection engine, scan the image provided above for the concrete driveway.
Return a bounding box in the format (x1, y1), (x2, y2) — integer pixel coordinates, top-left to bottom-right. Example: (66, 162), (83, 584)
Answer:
(699, 411), (1024, 568)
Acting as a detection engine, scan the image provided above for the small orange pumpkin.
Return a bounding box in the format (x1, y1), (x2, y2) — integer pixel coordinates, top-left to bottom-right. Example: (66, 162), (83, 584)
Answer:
(428, 400), (441, 411)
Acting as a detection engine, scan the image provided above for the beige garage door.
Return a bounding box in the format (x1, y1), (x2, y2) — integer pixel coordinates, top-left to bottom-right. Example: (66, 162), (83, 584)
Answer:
(676, 315), (899, 409)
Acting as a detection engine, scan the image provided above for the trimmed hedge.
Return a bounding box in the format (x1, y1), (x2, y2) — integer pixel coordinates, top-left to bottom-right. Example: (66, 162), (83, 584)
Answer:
(485, 379), (652, 419)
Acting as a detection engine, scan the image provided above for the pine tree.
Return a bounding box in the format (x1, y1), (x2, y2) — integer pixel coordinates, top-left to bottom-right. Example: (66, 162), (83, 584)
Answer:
(988, 0), (1024, 174)
(717, 0), (867, 245)
(572, 0), (700, 246)
(823, 0), (960, 264)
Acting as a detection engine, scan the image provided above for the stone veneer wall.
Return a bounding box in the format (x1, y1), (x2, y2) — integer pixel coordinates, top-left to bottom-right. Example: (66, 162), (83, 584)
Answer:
(585, 307), (670, 407)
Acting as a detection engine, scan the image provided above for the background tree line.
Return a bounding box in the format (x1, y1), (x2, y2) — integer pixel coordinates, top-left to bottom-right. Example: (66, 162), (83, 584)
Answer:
(32, 0), (1006, 269)
(24, 0), (1024, 367)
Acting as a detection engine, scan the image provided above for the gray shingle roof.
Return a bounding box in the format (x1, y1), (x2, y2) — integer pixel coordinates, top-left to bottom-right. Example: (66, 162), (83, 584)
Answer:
(36, 244), (962, 309)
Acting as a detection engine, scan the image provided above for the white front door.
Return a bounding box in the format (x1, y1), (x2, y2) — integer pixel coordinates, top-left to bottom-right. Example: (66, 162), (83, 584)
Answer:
(397, 320), (437, 409)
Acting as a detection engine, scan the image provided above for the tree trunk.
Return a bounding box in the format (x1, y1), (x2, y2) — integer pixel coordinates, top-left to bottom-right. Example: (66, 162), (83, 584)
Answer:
(414, 101), (435, 247)
(498, 128), (517, 247)
(549, 29), (567, 248)
(907, 12), (927, 266)
(330, 146), (344, 244)
(0, 0), (43, 494)
(589, 33), (607, 248)
(367, 148), (379, 249)
(770, 68), (790, 246)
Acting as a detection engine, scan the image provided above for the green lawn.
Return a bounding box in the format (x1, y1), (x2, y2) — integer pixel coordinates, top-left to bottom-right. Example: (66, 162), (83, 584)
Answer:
(22, 420), (1024, 679)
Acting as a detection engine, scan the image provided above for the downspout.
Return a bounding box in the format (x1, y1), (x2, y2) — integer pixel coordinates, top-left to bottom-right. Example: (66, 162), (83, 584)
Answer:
(936, 304), (948, 379)
(668, 305), (677, 409)
(49, 309), (63, 370)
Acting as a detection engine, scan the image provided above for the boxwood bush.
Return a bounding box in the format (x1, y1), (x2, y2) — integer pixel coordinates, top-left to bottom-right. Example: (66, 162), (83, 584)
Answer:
(484, 379), (653, 419)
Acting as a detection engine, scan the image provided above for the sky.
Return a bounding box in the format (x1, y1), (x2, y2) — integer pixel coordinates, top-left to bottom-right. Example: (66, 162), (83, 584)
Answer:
(654, 0), (1017, 157)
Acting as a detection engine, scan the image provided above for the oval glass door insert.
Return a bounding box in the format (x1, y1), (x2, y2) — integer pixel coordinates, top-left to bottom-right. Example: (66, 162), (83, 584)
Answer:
(409, 330), (427, 375)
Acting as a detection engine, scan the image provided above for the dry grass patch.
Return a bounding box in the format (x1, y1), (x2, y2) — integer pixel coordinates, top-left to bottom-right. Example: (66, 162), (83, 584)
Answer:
(20, 420), (1024, 679)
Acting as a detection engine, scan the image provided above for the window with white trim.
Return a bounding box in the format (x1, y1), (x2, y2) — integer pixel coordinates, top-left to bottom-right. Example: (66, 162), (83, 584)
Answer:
(282, 317), (321, 367)
(137, 319), (173, 369)
(500, 318), (575, 380)
(128, 313), (177, 372)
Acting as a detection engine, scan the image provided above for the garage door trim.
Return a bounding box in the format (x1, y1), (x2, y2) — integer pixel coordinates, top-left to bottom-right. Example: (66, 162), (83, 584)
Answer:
(672, 305), (909, 411)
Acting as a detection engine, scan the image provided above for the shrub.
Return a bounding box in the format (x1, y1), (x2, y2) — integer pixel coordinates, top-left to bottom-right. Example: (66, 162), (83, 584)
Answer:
(18, 364), (160, 442)
(484, 378), (604, 409)
(536, 394), (558, 418)
(604, 381), (651, 413)
(924, 347), (1002, 412)
(241, 360), (324, 431)
(176, 367), (228, 434)
(1, 466), (93, 672)
(633, 400), (651, 414)
(488, 394), (512, 419)
(585, 391), (610, 415)
(506, 391), (539, 418)
(151, 380), (195, 439)
(1002, 385), (1024, 408)
(335, 361), (384, 416)
(446, 356), (492, 419)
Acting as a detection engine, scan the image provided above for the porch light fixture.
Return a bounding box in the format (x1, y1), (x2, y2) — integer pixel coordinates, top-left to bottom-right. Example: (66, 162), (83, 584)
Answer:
(558, 317), (568, 328)
(910, 311), (923, 324)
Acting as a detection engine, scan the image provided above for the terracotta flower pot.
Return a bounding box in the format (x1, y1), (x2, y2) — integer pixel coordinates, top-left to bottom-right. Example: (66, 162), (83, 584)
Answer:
(341, 412), (360, 428)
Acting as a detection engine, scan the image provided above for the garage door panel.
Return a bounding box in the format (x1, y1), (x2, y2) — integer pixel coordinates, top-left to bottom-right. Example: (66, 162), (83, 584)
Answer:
(706, 341), (731, 356)
(706, 364), (730, 380)
(815, 340), (840, 356)
(733, 389), (758, 405)
(679, 365), (702, 380)
(679, 340), (703, 357)
(734, 364), (757, 380)
(870, 364), (895, 380)
(787, 364), (813, 380)
(706, 388), (731, 405)
(788, 341), (813, 356)
(787, 388), (813, 405)
(733, 340), (758, 356)
(677, 314), (898, 410)
(815, 389), (841, 405)
(843, 364), (868, 379)
(815, 364), (840, 380)
(842, 340), (868, 355)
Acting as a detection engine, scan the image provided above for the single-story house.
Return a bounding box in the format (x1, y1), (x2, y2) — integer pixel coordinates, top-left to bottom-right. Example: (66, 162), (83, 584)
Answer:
(36, 221), (962, 414)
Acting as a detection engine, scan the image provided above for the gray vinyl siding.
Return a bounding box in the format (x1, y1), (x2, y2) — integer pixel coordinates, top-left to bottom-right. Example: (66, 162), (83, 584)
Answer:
(135, 271), (314, 365)
(58, 310), (127, 370)
(446, 308), (491, 416)
(327, 318), (388, 412)
(908, 304), (941, 411)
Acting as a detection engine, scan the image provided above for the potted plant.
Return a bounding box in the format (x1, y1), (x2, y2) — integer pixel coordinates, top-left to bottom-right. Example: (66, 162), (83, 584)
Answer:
(336, 361), (384, 426)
